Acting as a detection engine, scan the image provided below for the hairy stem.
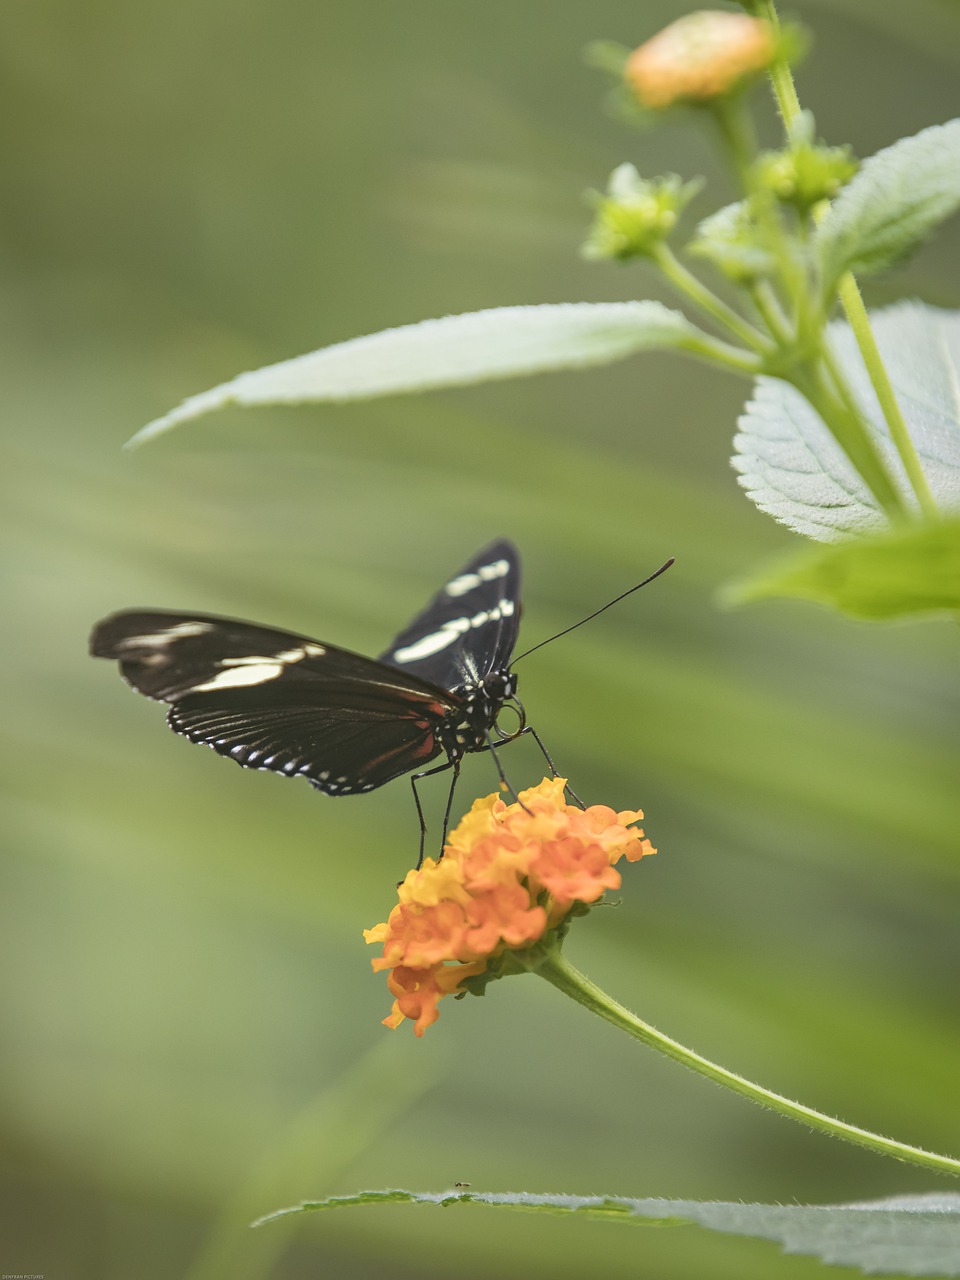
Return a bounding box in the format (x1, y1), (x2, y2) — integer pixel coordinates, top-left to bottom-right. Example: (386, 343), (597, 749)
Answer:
(835, 275), (938, 518)
(537, 950), (960, 1179)
(653, 243), (772, 354)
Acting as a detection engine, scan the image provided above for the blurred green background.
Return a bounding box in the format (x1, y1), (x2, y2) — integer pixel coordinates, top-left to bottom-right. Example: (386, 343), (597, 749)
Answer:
(2, 2), (959, 1277)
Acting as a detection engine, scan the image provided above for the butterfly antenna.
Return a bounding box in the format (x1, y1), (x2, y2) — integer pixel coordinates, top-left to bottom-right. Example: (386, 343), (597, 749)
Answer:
(511, 557), (675, 664)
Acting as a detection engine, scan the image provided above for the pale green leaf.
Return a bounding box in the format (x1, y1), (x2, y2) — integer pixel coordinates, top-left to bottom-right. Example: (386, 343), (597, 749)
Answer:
(815, 119), (960, 293)
(724, 519), (960, 619)
(128, 302), (700, 447)
(733, 302), (960, 541)
(256, 1189), (960, 1276)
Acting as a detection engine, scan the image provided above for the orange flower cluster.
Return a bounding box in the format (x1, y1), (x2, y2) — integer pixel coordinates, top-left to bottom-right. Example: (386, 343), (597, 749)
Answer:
(626, 11), (776, 111)
(364, 777), (655, 1035)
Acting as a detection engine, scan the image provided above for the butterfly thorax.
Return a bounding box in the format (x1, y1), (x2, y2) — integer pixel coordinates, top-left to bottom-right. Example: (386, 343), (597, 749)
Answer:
(438, 670), (518, 761)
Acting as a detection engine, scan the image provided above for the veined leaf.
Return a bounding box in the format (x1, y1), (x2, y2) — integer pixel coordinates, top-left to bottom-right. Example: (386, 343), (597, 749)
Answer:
(724, 519), (960, 619)
(733, 302), (960, 541)
(128, 302), (700, 447)
(815, 119), (960, 294)
(256, 1188), (960, 1277)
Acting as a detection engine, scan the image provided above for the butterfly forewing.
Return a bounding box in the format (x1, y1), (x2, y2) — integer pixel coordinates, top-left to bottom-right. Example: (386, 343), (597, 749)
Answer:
(90, 609), (458, 794)
(378, 539), (521, 694)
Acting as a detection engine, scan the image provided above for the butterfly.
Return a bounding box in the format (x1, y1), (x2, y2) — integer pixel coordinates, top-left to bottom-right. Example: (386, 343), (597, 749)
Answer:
(90, 540), (547, 859)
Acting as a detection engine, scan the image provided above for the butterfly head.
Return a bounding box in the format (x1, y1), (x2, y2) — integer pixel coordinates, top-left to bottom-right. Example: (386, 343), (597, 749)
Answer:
(437, 668), (521, 760)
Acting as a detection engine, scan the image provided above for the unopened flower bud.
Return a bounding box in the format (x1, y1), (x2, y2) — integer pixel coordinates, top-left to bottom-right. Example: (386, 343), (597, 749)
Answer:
(625, 11), (776, 111)
(754, 142), (858, 211)
(583, 164), (701, 261)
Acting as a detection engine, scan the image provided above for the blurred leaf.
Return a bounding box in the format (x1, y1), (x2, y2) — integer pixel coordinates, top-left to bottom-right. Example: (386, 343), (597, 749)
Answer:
(732, 302), (960, 540)
(815, 119), (960, 293)
(688, 201), (776, 284)
(258, 1189), (960, 1276)
(724, 519), (960, 619)
(128, 302), (702, 447)
(184, 1040), (442, 1280)
(583, 40), (631, 77)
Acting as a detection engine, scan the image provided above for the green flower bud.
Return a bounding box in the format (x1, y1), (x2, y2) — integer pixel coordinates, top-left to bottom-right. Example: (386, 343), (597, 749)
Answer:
(583, 164), (702, 261)
(754, 140), (858, 211)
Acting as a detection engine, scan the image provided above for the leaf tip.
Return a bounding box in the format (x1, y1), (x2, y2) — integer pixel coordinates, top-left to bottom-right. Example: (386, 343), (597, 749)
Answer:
(123, 386), (235, 450)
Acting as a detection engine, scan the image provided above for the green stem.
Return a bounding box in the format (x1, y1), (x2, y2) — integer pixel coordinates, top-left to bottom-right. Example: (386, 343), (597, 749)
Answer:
(835, 274), (938, 518)
(757, 0), (934, 518)
(653, 243), (772, 355)
(680, 333), (764, 378)
(750, 279), (794, 346)
(794, 363), (905, 517)
(712, 94), (758, 193)
(754, 0), (802, 131)
(710, 85), (808, 348)
(537, 950), (960, 1179)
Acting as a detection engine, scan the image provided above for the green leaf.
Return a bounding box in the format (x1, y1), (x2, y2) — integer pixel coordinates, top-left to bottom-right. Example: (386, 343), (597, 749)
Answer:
(255, 1189), (960, 1276)
(733, 302), (960, 541)
(724, 519), (960, 619)
(815, 118), (960, 294)
(128, 301), (701, 447)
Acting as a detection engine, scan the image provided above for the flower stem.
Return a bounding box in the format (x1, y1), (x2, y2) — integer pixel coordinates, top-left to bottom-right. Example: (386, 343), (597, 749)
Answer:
(834, 274), (938, 519)
(749, 280), (793, 346)
(711, 95), (758, 193)
(653, 243), (772, 355)
(679, 332), (765, 378)
(754, 0), (802, 132)
(791, 362), (906, 517)
(536, 950), (960, 1179)
(756, 0), (935, 520)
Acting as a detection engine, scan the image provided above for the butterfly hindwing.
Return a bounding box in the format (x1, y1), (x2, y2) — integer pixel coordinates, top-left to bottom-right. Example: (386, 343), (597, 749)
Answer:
(378, 538), (521, 694)
(167, 684), (445, 793)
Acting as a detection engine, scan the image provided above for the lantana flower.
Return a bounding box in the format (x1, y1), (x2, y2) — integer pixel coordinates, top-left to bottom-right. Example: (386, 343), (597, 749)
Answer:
(364, 777), (655, 1035)
(625, 11), (776, 111)
(361, 780), (959, 1179)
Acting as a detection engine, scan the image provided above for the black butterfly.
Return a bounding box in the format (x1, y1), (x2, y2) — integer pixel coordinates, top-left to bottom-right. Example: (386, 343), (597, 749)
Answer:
(90, 540), (550, 859)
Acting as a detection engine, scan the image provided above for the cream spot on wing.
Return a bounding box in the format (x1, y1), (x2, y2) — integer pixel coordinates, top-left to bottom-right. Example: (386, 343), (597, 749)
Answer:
(445, 571), (480, 597)
(391, 598), (515, 664)
(116, 621), (213, 648)
(272, 644), (326, 663)
(445, 558), (510, 597)
(392, 617), (468, 662)
(190, 663), (285, 692)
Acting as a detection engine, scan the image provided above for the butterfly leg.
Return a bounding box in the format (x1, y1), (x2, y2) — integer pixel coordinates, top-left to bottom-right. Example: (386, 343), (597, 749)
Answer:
(507, 725), (586, 809)
(437, 757), (463, 860)
(482, 731), (524, 807)
(410, 757), (456, 868)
